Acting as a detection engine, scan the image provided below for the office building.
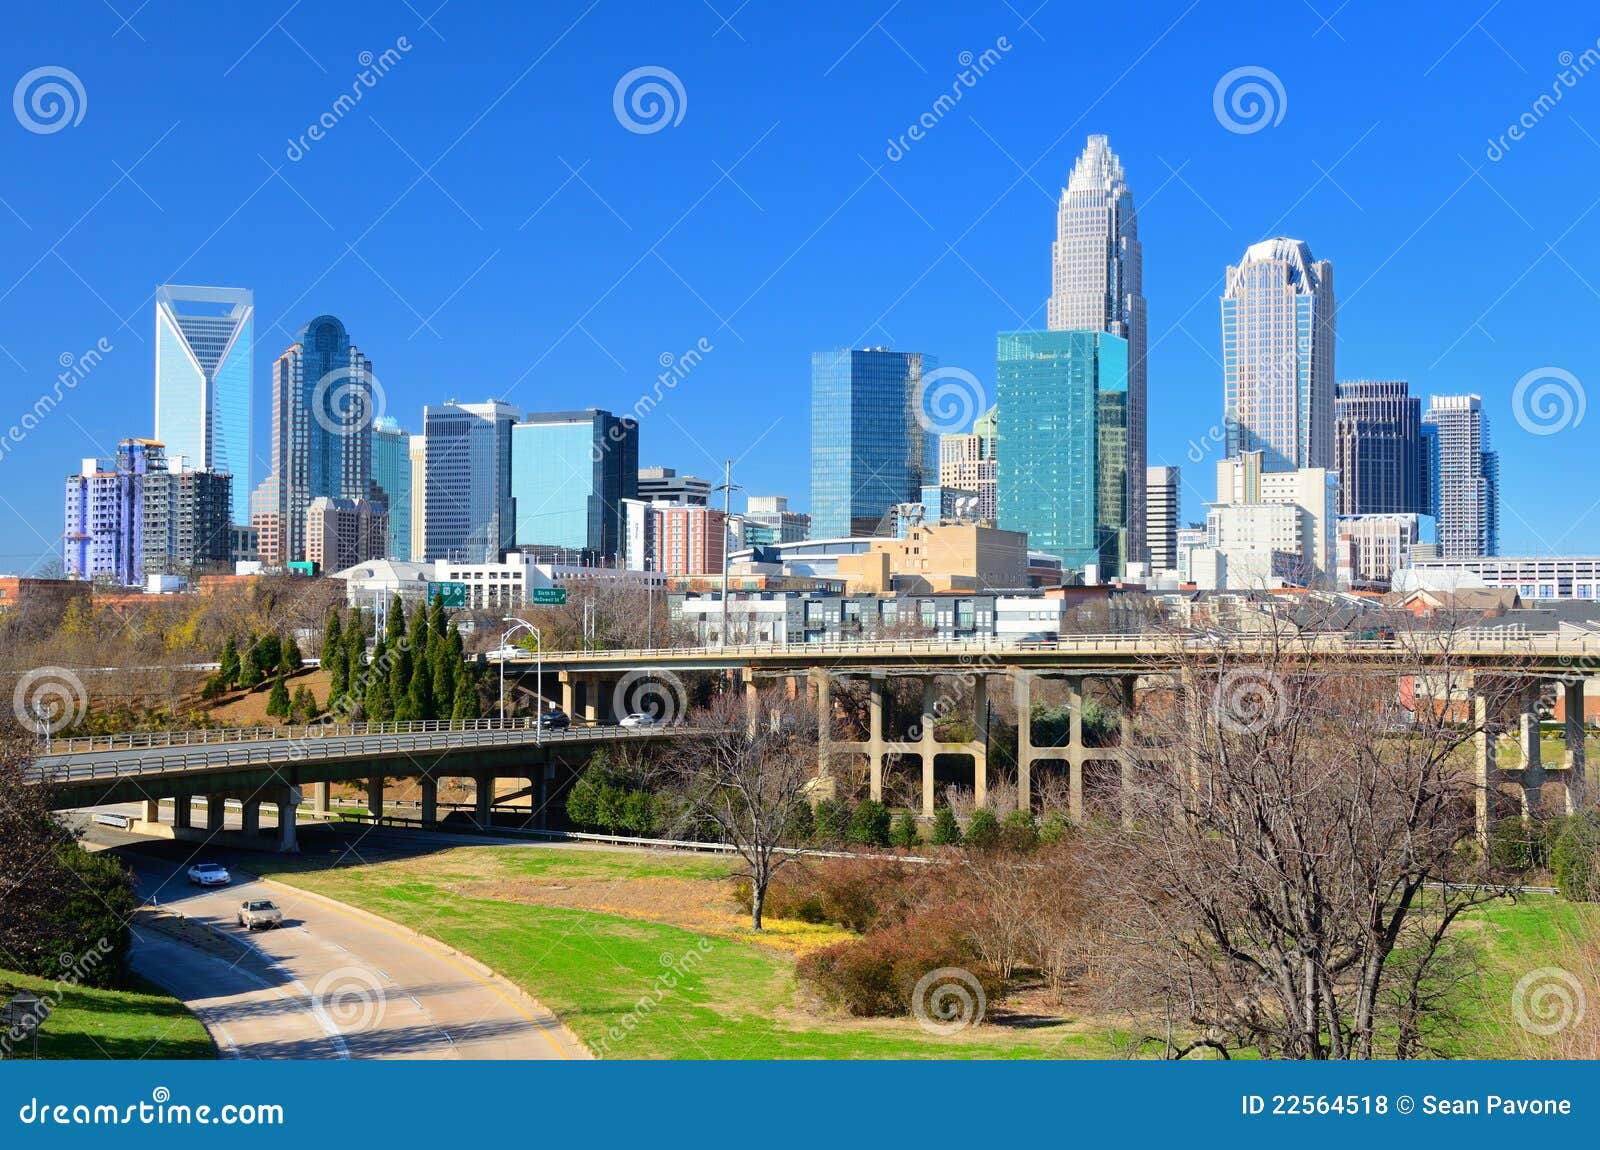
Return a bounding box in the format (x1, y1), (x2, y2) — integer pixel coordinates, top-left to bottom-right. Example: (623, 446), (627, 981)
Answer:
(154, 285), (254, 525)
(810, 348), (934, 538)
(637, 466), (711, 506)
(1207, 451), (1338, 587)
(371, 416), (412, 561)
(1337, 512), (1430, 591)
(1222, 238), (1336, 472)
(1048, 135), (1147, 562)
(619, 497), (655, 571)
(938, 405), (998, 522)
(995, 330), (1129, 574)
(653, 505), (727, 576)
(249, 315), (380, 567)
(511, 409), (638, 560)
(1404, 555), (1600, 601)
(1423, 394), (1499, 559)
(1146, 465), (1180, 573)
(305, 496), (388, 574)
(743, 495), (810, 546)
(423, 400), (519, 563)
(836, 522), (1028, 594)
(1334, 380), (1428, 516)
(408, 434), (427, 562)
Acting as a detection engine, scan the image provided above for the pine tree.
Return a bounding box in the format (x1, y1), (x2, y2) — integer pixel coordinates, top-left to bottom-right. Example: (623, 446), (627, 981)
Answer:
(388, 637), (412, 718)
(431, 638), (454, 718)
(451, 669), (480, 722)
(428, 590), (446, 639)
(219, 637), (241, 687)
(408, 607), (433, 718)
(324, 610), (347, 701)
(365, 636), (390, 721)
(386, 594), (406, 647)
(345, 612), (366, 699)
(282, 634), (303, 671)
(266, 674), (290, 720)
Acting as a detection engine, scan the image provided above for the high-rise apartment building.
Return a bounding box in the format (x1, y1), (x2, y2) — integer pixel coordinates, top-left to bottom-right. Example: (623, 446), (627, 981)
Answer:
(810, 348), (934, 538)
(249, 315), (380, 567)
(637, 466), (711, 506)
(1048, 135), (1147, 563)
(1423, 394), (1499, 559)
(1145, 465), (1180, 573)
(743, 495), (811, 545)
(154, 285), (254, 525)
(371, 417), (412, 561)
(1208, 451), (1338, 587)
(653, 505), (727, 576)
(423, 400), (519, 562)
(1333, 380), (1428, 516)
(408, 434), (427, 562)
(938, 405), (998, 523)
(510, 409), (639, 560)
(995, 330), (1129, 573)
(306, 495), (389, 573)
(1222, 238), (1336, 472)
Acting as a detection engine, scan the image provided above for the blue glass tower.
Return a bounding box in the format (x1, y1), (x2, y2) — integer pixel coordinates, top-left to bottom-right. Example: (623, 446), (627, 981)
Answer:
(995, 330), (1129, 573)
(154, 285), (252, 524)
(809, 349), (933, 539)
(510, 409), (639, 560)
(371, 416), (411, 560)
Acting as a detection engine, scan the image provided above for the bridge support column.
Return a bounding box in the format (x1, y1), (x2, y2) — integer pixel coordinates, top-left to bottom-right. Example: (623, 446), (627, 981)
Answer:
(810, 670), (833, 780)
(367, 777), (384, 820)
(743, 669), (760, 735)
(420, 777), (438, 827)
(1118, 675), (1137, 830)
(868, 672), (886, 802)
(276, 790), (299, 853)
(141, 798), (160, 824)
(1473, 682), (1498, 850)
(1067, 677), (1085, 824)
(205, 794), (226, 833)
(312, 782), (330, 816)
(1013, 670), (1033, 814)
(581, 676), (601, 725)
(972, 674), (989, 809)
(173, 795), (193, 831)
(560, 673), (576, 717)
(1563, 680), (1588, 813)
(919, 677), (937, 819)
(240, 799), (260, 838)
(1518, 683), (1546, 818)
(474, 774), (494, 829)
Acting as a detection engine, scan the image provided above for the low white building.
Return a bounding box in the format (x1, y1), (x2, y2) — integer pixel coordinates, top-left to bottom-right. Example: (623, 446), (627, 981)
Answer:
(331, 559), (433, 608)
(995, 596), (1066, 640)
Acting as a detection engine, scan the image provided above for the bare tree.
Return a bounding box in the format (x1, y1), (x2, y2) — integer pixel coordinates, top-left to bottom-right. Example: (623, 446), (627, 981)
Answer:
(1097, 612), (1519, 1059)
(669, 689), (818, 930)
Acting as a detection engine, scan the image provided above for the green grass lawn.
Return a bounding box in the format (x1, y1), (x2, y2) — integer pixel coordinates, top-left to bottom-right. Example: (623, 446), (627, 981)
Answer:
(262, 845), (1104, 1059)
(1458, 896), (1597, 1057)
(0, 970), (214, 1060)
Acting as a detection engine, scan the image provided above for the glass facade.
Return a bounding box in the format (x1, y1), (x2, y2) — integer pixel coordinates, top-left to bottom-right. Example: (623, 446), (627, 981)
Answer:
(510, 410), (639, 559)
(995, 330), (1128, 572)
(154, 285), (252, 525)
(371, 417), (411, 560)
(809, 349), (932, 539)
(423, 401), (519, 562)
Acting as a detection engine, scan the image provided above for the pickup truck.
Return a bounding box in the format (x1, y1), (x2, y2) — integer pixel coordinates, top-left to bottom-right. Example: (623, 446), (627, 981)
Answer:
(236, 899), (283, 931)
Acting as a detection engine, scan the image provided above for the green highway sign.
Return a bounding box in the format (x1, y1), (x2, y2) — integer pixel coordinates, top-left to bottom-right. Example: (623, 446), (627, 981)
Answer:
(530, 587), (568, 605)
(427, 581), (468, 608)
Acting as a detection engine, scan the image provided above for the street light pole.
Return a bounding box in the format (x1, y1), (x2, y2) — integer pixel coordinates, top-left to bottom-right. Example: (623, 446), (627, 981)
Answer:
(500, 617), (542, 744)
(714, 459), (742, 649)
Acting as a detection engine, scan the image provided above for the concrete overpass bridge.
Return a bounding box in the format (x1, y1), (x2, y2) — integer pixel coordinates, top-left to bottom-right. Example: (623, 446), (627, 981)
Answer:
(508, 632), (1598, 840)
(28, 719), (691, 852)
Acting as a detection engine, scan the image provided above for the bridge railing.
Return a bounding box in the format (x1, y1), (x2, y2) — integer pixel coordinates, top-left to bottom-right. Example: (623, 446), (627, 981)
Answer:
(42, 716), (558, 756)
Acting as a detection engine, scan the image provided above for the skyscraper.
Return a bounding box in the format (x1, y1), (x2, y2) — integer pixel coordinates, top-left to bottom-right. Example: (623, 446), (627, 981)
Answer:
(423, 400), (519, 562)
(1333, 380), (1428, 516)
(249, 315), (379, 567)
(1048, 135), (1147, 563)
(510, 409), (639, 560)
(1423, 394), (1499, 559)
(154, 285), (253, 525)
(995, 330), (1128, 572)
(938, 404), (998, 522)
(1145, 465), (1180, 573)
(810, 348), (933, 539)
(371, 416), (412, 560)
(1222, 238), (1336, 472)
(408, 433), (427, 562)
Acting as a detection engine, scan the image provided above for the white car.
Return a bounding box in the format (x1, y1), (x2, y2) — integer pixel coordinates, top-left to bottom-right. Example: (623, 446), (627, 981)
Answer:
(619, 712), (656, 728)
(188, 862), (231, 887)
(237, 899), (283, 930)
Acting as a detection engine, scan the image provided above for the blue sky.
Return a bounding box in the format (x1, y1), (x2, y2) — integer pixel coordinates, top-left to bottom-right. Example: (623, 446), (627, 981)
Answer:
(1, 0), (1597, 573)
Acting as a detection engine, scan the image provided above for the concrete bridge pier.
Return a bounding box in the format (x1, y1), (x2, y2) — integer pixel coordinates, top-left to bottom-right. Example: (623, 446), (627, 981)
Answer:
(473, 773), (494, 829)
(809, 669), (833, 784)
(867, 672), (886, 801)
(205, 794), (226, 833)
(1563, 679), (1588, 813)
(240, 798), (260, 838)
(1014, 670), (1034, 813)
(420, 776), (438, 827)
(972, 674), (989, 808)
(312, 781), (330, 817)
(919, 678), (938, 818)
(272, 786), (299, 853)
(1118, 675), (1138, 830)
(173, 795), (193, 831)
(366, 776), (384, 820)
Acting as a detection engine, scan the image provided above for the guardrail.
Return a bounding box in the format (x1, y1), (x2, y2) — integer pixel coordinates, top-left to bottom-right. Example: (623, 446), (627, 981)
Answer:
(43, 716), (550, 756)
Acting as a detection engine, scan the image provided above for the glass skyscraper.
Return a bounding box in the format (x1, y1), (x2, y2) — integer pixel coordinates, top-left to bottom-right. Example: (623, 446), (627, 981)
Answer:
(1423, 394), (1499, 559)
(809, 349), (933, 539)
(1333, 380), (1428, 516)
(423, 400), (519, 562)
(1222, 238), (1336, 472)
(995, 330), (1129, 572)
(371, 416), (412, 560)
(1048, 136), (1146, 564)
(511, 409), (638, 560)
(154, 285), (253, 525)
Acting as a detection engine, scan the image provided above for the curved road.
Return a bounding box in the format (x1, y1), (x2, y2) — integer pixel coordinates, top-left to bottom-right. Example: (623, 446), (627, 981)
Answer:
(107, 840), (586, 1060)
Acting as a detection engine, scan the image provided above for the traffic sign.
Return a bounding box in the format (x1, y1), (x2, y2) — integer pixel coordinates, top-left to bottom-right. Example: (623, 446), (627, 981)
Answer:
(530, 587), (567, 605)
(427, 581), (468, 608)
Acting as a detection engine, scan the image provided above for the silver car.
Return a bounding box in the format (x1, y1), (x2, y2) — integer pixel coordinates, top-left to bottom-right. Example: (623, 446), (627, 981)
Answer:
(237, 899), (283, 930)
(187, 862), (231, 887)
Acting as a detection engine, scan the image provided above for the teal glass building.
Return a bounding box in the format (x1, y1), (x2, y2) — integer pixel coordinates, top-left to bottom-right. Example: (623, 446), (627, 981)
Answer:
(809, 349), (934, 539)
(371, 417), (411, 560)
(510, 409), (638, 560)
(995, 330), (1129, 574)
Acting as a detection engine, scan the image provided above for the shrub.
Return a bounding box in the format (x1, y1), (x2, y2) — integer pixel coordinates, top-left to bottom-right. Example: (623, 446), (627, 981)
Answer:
(812, 798), (851, 846)
(1001, 809), (1039, 852)
(737, 857), (919, 932)
(1552, 812), (1600, 901)
(30, 845), (135, 989)
(785, 798), (815, 843)
(849, 800), (892, 847)
(199, 673), (228, 701)
(1489, 817), (1546, 873)
(889, 811), (921, 849)
(930, 806), (961, 846)
(797, 912), (1000, 1018)
(1037, 811), (1068, 845)
(265, 674), (290, 719)
(964, 807), (1000, 849)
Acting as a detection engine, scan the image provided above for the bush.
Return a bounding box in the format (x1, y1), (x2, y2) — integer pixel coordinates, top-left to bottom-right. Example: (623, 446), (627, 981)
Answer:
(1001, 809), (1039, 852)
(889, 811), (921, 849)
(848, 800), (892, 847)
(964, 807), (1000, 849)
(30, 845), (135, 989)
(1037, 811), (1068, 845)
(265, 675), (290, 719)
(812, 798), (851, 846)
(785, 798), (815, 843)
(930, 806), (962, 846)
(797, 913), (1001, 1018)
(738, 857), (919, 932)
(1552, 812), (1600, 901)
(1490, 817), (1550, 873)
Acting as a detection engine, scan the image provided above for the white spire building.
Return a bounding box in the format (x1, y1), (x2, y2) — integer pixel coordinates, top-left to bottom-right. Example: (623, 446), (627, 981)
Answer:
(1047, 134), (1147, 564)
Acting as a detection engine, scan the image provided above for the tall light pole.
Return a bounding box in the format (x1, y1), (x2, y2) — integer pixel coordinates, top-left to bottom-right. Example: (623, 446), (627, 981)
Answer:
(500, 617), (542, 744)
(714, 459), (742, 649)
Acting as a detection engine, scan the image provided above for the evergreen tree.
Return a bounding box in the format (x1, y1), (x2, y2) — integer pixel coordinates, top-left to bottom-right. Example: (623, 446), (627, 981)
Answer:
(428, 590), (446, 640)
(219, 637), (241, 687)
(281, 634), (303, 671)
(386, 594), (406, 647)
(365, 636), (391, 722)
(407, 608), (433, 718)
(890, 811), (921, 849)
(345, 613), (366, 699)
(266, 674), (290, 719)
(451, 669), (480, 722)
(324, 611), (347, 701)
(931, 806), (962, 846)
(431, 637), (455, 717)
(388, 636), (412, 718)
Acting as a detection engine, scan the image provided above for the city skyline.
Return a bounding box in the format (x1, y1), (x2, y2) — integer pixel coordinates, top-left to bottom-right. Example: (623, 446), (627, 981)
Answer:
(2, 2), (1597, 573)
